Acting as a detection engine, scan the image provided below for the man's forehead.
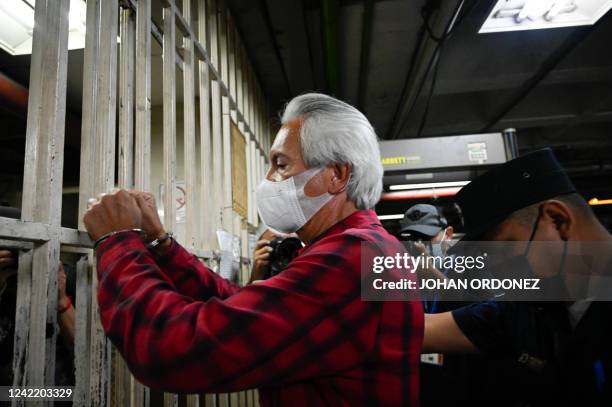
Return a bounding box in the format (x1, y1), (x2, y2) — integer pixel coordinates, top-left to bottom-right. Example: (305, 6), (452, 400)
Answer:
(271, 126), (292, 151)
(271, 119), (301, 154)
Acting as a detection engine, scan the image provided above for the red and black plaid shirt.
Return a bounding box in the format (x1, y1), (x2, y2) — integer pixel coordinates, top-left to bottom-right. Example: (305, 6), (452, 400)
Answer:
(96, 209), (423, 406)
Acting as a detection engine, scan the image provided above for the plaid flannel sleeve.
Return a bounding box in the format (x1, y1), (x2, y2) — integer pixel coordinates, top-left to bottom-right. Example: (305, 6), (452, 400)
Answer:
(151, 237), (240, 300)
(95, 231), (381, 393)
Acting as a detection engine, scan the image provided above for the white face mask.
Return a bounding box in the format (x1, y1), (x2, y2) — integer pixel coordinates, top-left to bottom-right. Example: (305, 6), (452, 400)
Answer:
(256, 167), (334, 234)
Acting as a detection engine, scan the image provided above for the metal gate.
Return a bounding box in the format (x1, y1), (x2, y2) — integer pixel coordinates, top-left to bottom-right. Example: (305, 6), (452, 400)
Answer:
(0, 0), (270, 405)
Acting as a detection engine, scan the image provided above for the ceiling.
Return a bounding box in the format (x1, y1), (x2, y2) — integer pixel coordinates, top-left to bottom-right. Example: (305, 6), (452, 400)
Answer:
(226, 0), (612, 230)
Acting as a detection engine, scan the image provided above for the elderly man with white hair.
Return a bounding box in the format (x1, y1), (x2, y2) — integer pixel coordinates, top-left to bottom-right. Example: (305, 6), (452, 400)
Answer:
(83, 93), (423, 406)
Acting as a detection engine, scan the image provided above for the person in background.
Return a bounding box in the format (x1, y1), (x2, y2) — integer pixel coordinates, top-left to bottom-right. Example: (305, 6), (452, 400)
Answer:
(0, 206), (76, 386)
(424, 149), (612, 406)
(400, 203), (454, 253)
(0, 247), (17, 385)
(400, 204), (454, 310)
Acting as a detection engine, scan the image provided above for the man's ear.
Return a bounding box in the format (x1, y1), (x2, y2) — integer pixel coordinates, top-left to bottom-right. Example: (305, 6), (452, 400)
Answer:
(541, 200), (574, 241)
(328, 163), (352, 194)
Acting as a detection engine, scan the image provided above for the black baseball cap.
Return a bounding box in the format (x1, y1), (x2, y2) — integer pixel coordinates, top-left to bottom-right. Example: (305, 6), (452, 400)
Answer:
(455, 148), (576, 241)
(400, 204), (448, 238)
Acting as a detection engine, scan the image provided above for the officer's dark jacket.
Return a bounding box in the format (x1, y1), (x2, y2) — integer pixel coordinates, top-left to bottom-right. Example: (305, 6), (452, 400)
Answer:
(453, 285), (612, 407)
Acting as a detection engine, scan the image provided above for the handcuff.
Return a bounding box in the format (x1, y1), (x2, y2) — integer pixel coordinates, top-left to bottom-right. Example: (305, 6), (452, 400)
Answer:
(93, 229), (174, 251)
(146, 232), (174, 250)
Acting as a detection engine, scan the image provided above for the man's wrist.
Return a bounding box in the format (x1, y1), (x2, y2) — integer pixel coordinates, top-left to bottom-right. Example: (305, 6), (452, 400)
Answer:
(93, 228), (145, 250)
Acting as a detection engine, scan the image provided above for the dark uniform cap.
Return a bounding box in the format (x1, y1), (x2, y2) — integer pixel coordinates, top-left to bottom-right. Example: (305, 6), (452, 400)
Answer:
(400, 204), (448, 237)
(455, 148), (576, 241)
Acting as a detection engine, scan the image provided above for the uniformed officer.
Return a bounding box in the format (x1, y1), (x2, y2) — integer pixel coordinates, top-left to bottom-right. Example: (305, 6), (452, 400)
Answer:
(424, 148), (612, 406)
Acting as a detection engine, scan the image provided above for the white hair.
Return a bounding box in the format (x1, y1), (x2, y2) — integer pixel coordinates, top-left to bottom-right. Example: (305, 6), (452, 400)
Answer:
(281, 93), (383, 209)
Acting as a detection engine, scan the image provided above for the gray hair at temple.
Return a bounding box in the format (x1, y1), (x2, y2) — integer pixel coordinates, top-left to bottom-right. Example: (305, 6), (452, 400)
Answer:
(281, 93), (383, 209)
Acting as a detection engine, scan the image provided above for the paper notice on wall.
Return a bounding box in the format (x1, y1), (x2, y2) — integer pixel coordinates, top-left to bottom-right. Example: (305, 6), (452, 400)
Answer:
(158, 181), (187, 223)
(217, 230), (240, 282)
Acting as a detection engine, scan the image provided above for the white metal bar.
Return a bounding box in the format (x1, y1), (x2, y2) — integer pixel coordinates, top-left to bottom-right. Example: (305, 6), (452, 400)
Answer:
(12, 249), (32, 395)
(90, 0), (118, 404)
(134, 2), (152, 401)
(163, 5), (177, 232)
(218, 0), (228, 87)
(116, 4), (135, 388)
(221, 97), (233, 231)
(183, 0), (198, 248)
(135, 0), (152, 192)
(211, 80), (223, 237)
(119, 6), (135, 189)
(207, 0), (219, 74)
(198, 0), (214, 249)
(163, 5), (178, 404)
(227, 15), (236, 107)
(78, 0), (100, 230)
(74, 255), (92, 405)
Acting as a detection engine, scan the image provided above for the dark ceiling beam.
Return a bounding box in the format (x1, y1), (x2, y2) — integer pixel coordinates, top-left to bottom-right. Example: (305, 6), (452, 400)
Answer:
(321, 0), (340, 96)
(433, 66), (612, 96)
(356, 0), (375, 112)
(412, 110), (612, 137)
(387, 0), (463, 140)
(480, 26), (596, 133)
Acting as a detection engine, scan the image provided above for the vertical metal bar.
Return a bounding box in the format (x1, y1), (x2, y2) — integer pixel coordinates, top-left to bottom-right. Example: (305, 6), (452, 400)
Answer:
(204, 393), (217, 407)
(242, 59), (249, 129)
(211, 79), (223, 237)
(13, 0), (70, 397)
(119, 7), (135, 189)
(163, 5), (178, 405)
(236, 34), (243, 121)
(221, 97), (233, 231)
(218, 0), (228, 86)
(163, 5), (177, 233)
(90, 0), (118, 405)
(135, 0), (152, 192)
(199, 0), (214, 250)
(248, 68), (255, 143)
(250, 138), (256, 225)
(116, 8), (135, 404)
(12, 248), (32, 394)
(230, 392), (239, 407)
(183, 0), (198, 248)
(227, 16), (236, 106)
(74, 255), (92, 405)
(134, 4), (151, 401)
(78, 0), (100, 230)
(94, 0), (119, 195)
(207, 0), (219, 73)
(218, 393), (229, 407)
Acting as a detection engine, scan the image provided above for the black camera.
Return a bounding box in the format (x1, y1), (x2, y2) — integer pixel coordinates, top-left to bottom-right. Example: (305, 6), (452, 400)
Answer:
(263, 237), (302, 279)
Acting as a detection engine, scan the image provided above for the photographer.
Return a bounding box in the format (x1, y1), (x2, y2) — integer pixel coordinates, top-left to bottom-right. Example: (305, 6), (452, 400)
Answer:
(250, 229), (302, 283)
(83, 93), (423, 406)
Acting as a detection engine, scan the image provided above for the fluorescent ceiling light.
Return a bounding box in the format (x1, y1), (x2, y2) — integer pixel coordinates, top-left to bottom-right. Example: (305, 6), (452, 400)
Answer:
(389, 181), (470, 191)
(378, 214), (405, 221)
(479, 0), (612, 33)
(588, 197), (612, 205)
(0, 0), (87, 56)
